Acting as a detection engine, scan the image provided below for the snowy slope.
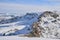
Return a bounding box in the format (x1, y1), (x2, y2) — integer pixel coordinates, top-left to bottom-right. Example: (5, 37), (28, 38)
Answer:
(0, 13), (39, 36)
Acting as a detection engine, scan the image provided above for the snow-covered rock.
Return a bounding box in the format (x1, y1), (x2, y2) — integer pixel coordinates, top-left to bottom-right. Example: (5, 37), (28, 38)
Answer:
(32, 11), (60, 39)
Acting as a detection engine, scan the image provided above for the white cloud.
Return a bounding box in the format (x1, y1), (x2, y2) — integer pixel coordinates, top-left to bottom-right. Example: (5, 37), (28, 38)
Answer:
(0, 3), (60, 16)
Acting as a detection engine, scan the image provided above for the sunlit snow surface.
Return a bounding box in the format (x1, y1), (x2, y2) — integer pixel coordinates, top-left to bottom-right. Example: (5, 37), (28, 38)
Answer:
(0, 13), (39, 36)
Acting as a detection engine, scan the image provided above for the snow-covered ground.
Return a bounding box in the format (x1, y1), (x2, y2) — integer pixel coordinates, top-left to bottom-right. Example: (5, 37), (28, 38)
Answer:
(0, 36), (59, 40)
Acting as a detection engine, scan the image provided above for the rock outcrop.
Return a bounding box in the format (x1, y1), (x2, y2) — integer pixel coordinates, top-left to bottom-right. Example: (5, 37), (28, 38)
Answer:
(30, 11), (60, 39)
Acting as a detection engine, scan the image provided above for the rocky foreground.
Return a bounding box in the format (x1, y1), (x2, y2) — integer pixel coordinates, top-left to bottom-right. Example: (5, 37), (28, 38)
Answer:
(26, 11), (60, 39)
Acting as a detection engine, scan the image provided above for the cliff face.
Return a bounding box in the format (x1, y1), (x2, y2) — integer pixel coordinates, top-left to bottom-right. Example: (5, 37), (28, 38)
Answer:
(30, 11), (60, 39)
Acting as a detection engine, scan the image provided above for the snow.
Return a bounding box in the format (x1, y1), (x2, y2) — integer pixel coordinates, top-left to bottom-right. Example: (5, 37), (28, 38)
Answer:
(0, 21), (19, 26)
(0, 25), (27, 36)
(0, 25), (26, 33)
(38, 12), (60, 39)
(0, 13), (39, 36)
(0, 12), (60, 39)
(0, 36), (59, 40)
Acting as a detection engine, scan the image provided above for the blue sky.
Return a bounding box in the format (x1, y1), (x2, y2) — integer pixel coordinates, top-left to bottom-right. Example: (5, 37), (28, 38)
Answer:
(0, 0), (60, 15)
(0, 0), (60, 6)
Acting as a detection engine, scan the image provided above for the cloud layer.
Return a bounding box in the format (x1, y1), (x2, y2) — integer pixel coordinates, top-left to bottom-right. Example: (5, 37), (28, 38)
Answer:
(0, 3), (60, 16)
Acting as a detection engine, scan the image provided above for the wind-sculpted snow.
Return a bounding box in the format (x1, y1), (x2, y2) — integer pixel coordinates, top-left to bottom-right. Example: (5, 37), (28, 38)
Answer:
(0, 13), (39, 36)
